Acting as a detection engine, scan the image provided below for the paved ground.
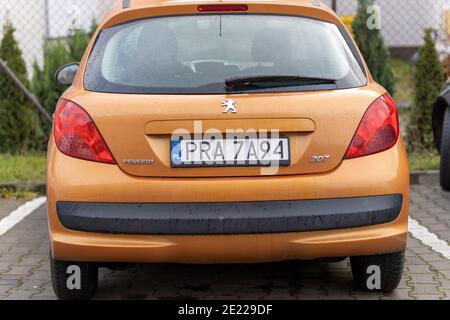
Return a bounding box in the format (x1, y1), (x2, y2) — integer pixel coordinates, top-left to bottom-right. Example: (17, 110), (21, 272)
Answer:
(0, 182), (449, 300)
(0, 200), (23, 221)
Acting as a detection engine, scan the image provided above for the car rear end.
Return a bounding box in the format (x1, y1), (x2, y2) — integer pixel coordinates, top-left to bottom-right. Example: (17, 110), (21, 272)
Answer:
(47, 0), (409, 299)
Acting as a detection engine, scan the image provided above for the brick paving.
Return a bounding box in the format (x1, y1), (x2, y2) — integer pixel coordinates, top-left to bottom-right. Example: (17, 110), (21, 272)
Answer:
(0, 199), (23, 220)
(0, 183), (449, 300)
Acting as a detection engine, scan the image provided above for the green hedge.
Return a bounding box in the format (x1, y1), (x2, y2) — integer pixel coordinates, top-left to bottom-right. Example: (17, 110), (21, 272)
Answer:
(407, 29), (445, 152)
(32, 21), (97, 136)
(352, 0), (395, 95)
(0, 23), (44, 153)
(0, 20), (97, 153)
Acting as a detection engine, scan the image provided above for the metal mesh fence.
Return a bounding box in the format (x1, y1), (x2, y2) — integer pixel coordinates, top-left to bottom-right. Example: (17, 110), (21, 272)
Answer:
(323, 0), (450, 108)
(325, 0), (450, 52)
(0, 1), (448, 72)
(0, 0), (115, 76)
(0, 1), (447, 71)
(0, 0), (448, 110)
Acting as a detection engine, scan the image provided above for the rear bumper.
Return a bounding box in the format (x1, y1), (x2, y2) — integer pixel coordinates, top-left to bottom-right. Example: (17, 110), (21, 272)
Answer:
(47, 139), (410, 263)
(56, 195), (402, 235)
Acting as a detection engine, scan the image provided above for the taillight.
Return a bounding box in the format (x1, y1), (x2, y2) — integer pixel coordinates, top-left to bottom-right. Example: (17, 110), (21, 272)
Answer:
(53, 99), (116, 164)
(344, 94), (399, 160)
(197, 4), (248, 12)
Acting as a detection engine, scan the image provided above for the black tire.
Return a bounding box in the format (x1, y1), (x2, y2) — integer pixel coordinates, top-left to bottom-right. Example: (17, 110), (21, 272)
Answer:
(50, 257), (98, 300)
(350, 251), (405, 293)
(440, 107), (450, 191)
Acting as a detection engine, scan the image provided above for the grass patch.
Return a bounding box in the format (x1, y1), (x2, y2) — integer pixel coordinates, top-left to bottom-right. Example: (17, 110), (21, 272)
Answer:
(0, 153), (46, 183)
(408, 151), (440, 171)
(0, 187), (39, 201)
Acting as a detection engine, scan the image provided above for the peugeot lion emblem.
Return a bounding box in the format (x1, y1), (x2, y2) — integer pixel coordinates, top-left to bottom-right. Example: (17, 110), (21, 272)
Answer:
(221, 99), (237, 114)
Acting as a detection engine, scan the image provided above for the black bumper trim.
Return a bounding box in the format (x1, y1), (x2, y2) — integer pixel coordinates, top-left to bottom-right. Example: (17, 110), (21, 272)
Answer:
(56, 194), (403, 235)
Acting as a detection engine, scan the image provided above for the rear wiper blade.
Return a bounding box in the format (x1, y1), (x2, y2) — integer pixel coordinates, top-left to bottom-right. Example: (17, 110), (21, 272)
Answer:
(225, 75), (337, 90)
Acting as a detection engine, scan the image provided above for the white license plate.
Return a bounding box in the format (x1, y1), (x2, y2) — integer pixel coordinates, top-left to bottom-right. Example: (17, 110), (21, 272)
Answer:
(171, 138), (290, 167)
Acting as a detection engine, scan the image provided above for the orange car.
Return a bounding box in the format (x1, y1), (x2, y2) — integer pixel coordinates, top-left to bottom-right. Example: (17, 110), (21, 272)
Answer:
(48, 0), (409, 299)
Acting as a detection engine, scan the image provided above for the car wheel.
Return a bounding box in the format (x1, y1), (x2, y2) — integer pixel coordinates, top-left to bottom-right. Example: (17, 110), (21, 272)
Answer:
(50, 256), (98, 300)
(440, 107), (450, 191)
(350, 251), (405, 292)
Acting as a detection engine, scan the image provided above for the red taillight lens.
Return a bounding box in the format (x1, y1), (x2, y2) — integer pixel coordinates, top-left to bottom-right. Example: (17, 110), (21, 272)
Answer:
(53, 99), (116, 164)
(344, 94), (399, 160)
(197, 4), (248, 12)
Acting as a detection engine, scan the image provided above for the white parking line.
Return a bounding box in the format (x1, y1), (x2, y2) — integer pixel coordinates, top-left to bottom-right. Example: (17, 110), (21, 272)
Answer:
(0, 197), (46, 236)
(409, 217), (450, 259)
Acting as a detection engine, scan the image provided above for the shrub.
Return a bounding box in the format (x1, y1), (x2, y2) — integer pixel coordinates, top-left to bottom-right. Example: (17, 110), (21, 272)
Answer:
(407, 29), (445, 152)
(32, 21), (98, 134)
(31, 40), (71, 134)
(352, 0), (396, 95)
(0, 23), (44, 153)
(67, 21), (97, 61)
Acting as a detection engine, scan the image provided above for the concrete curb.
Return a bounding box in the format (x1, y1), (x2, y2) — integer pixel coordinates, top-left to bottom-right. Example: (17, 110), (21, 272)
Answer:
(410, 171), (439, 185)
(0, 171), (440, 194)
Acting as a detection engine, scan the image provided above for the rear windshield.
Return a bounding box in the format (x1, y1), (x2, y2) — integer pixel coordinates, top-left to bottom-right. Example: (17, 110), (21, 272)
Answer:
(84, 14), (367, 94)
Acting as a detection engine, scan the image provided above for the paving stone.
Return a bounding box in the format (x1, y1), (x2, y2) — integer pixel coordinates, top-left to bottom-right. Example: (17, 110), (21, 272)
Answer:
(2, 290), (41, 300)
(396, 277), (413, 290)
(441, 289), (450, 298)
(412, 284), (445, 295)
(426, 224), (450, 232)
(410, 246), (436, 255)
(407, 265), (433, 274)
(0, 285), (12, 295)
(413, 294), (446, 300)
(420, 254), (448, 263)
(0, 279), (21, 286)
(438, 270), (450, 280)
(1, 266), (34, 276)
(29, 294), (57, 300)
(405, 250), (417, 257)
(0, 200), (23, 220)
(0, 274), (28, 280)
(0, 253), (27, 262)
(380, 289), (414, 300)
(405, 256), (427, 265)
(408, 274), (440, 284)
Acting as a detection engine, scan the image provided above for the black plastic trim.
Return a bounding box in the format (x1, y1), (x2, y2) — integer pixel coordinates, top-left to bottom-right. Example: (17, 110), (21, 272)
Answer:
(57, 194), (403, 235)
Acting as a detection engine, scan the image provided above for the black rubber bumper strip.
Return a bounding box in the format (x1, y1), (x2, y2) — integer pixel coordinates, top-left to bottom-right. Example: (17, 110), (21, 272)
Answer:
(56, 194), (403, 235)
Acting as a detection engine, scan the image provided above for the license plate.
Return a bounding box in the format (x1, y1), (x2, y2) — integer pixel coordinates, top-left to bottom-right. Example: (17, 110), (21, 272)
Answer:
(171, 137), (290, 167)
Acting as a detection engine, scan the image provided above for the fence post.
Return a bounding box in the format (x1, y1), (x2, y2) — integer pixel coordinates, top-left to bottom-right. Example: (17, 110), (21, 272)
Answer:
(0, 59), (53, 124)
(332, 0), (337, 12)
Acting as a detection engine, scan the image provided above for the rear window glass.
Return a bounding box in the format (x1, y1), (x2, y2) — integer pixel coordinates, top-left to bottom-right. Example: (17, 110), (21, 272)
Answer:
(84, 14), (367, 94)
